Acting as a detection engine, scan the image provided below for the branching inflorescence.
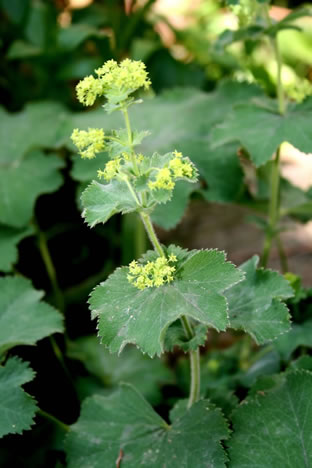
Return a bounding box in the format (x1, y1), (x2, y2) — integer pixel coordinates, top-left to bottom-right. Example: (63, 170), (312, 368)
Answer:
(71, 59), (197, 289)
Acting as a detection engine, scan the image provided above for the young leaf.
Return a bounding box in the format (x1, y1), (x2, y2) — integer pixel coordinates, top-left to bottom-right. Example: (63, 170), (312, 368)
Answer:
(226, 256), (293, 343)
(211, 97), (312, 166)
(228, 370), (312, 467)
(81, 179), (138, 228)
(90, 247), (243, 357)
(67, 337), (173, 404)
(66, 383), (229, 468)
(0, 276), (64, 356)
(0, 225), (33, 272)
(0, 357), (37, 438)
(0, 150), (64, 228)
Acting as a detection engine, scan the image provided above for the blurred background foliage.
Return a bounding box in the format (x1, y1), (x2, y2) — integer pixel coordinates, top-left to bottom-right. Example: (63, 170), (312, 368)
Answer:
(1, 0), (312, 466)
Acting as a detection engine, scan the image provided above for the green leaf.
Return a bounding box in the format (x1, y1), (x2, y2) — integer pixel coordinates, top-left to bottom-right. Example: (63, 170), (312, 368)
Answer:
(151, 181), (196, 229)
(228, 370), (312, 467)
(268, 7), (312, 36)
(0, 276), (64, 356)
(197, 142), (244, 203)
(66, 384), (229, 468)
(0, 101), (70, 163)
(0, 150), (64, 227)
(0, 225), (33, 272)
(81, 180), (138, 228)
(7, 40), (42, 59)
(226, 256), (293, 343)
(211, 97), (312, 166)
(0, 357), (37, 438)
(90, 247), (243, 356)
(71, 153), (110, 183)
(273, 320), (312, 360)
(214, 25), (265, 51)
(67, 336), (173, 404)
(58, 24), (102, 51)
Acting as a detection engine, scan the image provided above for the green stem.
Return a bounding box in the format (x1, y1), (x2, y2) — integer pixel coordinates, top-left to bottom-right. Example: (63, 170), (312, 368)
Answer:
(33, 220), (64, 313)
(123, 176), (141, 206)
(139, 212), (164, 257)
(122, 107), (139, 176)
(122, 105), (201, 407)
(260, 146), (281, 268)
(273, 35), (285, 115)
(135, 215), (146, 258)
(181, 316), (201, 408)
(38, 409), (69, 432)
(264, 5), (285, 115)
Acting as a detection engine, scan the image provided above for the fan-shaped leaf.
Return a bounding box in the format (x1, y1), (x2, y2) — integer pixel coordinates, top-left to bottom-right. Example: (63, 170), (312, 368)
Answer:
(66, 384), (229, 468)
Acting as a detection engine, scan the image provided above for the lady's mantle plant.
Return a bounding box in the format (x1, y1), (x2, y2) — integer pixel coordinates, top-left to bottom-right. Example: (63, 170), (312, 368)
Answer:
(71, 58), (243, 395)
(69, 59), (295, 467)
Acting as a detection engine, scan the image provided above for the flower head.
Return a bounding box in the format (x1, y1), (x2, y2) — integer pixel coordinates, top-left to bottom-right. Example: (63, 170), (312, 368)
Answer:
(75, 59), (151, 108)
(127, 256), (177, 290)
(97, 158), (121, 181)
(148, 150), (195, 192)
(71, 128), (105, 159)
(76, 75), (104, 106)
(96, 59), (151, 95)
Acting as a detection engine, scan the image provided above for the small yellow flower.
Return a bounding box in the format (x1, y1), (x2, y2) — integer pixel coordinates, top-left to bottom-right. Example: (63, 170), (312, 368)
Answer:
(97, 158), (121, 181)
(76, 75), (103, 106)
(75, 59), (151, 108)
(127, 255), (177, 290)
(71, 128), (105, 159)
(148, 168), (175, 191)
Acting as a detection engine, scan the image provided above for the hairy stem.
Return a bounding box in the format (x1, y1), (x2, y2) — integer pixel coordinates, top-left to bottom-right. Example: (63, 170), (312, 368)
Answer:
(261, 7), (286, 267)
(122, 107), (139, 175)
(181, 315), (201, 408)
(261, 146), (281, 268)
(124, 108), (201, 407)
(264, 5), (285, 115)
(140, 212), (165, 257)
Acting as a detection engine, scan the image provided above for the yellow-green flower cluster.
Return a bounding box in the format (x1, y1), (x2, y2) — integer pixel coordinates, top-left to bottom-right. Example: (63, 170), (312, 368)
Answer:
(71, 128), (105, 159)
(76, 75), (103, 107)
(286, 79), (312, 103)
(75, 59), (151, 107)
(96, 59), (151, 93)
(97, 158), (121, 181)
(127, 254), (177, 290)
(148, 150), (194, 191)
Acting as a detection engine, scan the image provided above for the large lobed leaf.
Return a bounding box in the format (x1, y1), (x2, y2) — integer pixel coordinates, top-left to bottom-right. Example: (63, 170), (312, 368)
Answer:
(90, 246), (243, 357)
(211, 97), (312, 166)
(228, 370), (312, 467)
(0, 357), (37, 438)
(226, 256), (293, 344)
(0, 101), (69, 164)
(0, 150), (64, 227)
(66, 383), (229, 468)
(0, 276), (64, 356)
